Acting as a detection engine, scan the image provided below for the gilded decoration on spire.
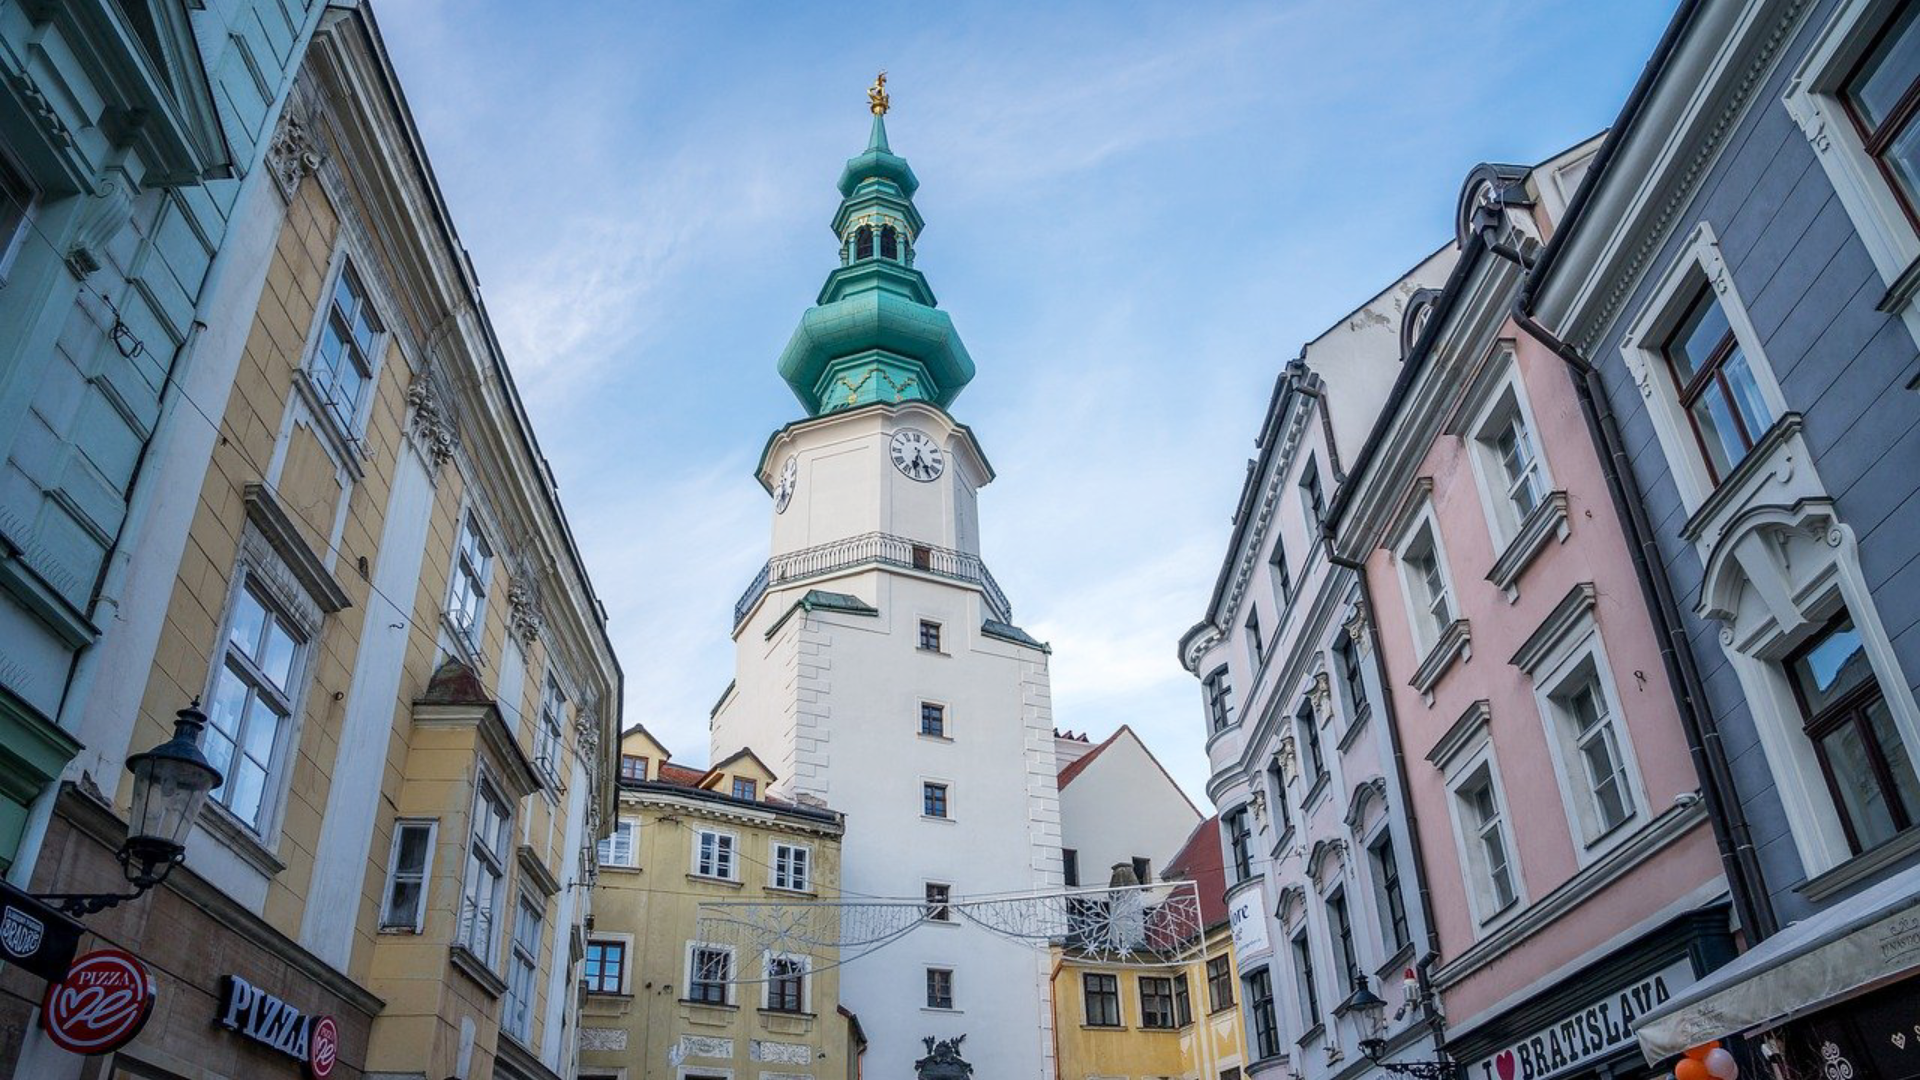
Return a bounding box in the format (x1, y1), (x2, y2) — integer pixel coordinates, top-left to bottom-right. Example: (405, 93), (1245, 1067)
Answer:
(868, 71), (890, 116)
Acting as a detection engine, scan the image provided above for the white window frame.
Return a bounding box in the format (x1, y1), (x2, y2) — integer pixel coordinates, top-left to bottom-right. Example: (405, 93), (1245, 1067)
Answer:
(379, 818), (437, 932)
(762, 952), (811, 1013)
(686, 941), (736, 1006)
(1392, 507), (1458, 658)
(1438, 731), (1525, 932)
(919, 699), (950, 740)
(503, 890), (543, 1043)
(457, 769), (513, 967)
(202, 566), (315, 840)
(1618, 223), (1790, 515)
(691, 827), (738, 881)
(770, 842), (812, 893)
(924, 880), (953, 923)
(597, 817), (638, 869)
(447, 508), (495, 653)
(1464, 363), (1556, 549)
(1785, 0), (1920, 348)
(299, 253), (387, 442)
(535, 675), (566, 786)
(1523, 615), (1647, 861)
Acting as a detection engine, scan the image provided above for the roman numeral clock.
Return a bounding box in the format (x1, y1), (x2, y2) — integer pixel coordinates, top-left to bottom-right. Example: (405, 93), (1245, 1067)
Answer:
(889, 428), (946, 482)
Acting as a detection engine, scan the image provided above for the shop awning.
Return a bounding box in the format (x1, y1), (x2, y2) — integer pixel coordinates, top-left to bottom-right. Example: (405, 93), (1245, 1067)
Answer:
(1634, 860), (1920, 1062)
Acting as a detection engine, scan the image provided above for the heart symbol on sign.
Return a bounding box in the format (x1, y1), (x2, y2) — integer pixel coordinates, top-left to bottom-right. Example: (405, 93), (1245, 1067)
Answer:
(1495, 1050), (1517, 1080)
(1895, 1032), (1908, 1050)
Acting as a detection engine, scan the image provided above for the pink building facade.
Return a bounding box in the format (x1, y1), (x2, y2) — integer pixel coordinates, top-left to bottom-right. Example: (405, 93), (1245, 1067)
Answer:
(1326, 146), (1740, 1080)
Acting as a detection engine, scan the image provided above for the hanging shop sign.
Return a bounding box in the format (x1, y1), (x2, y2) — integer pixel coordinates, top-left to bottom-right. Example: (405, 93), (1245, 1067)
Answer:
(1228, 886), (1270, 956)
(0, 878), (82, 983)
(1468, 959), (1697, 1080)
(40, 948), (157, 1055)
(217, 974), (339, 1078)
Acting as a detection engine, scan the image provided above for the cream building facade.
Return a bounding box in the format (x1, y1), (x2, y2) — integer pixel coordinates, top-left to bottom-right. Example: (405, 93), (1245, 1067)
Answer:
(580, 728), (855, 1080)
(0, 6), (619, 1079)
(708, 99), (1062, 1078)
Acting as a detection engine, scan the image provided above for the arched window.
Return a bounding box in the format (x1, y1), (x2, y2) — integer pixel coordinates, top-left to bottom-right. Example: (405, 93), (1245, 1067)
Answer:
(880, 224), (898, 260)
(854, 225), (873, 260)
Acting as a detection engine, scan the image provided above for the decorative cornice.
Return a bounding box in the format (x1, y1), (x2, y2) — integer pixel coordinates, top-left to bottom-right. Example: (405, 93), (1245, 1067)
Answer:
(266, 109), (325, 202)
(1485, 491), (1571, 602)
(1383, 478), (1438, 556)
(516, 843), (561, 898)
(1277, 883), (1308, 925)
(1343, 776), (1389, 833)
(1561, 0), (1812, 354)
(1426, 700), (1491, 771)
(404, 374), (459, 472)
(1509, 582), (1598, 673)
(55, 784), (385, 1017)
(1306, 837), (1346, 889)
(1408, 618), (1472, 702)
(243, 483), (351, 613)
(1678, 413), (1805, 545)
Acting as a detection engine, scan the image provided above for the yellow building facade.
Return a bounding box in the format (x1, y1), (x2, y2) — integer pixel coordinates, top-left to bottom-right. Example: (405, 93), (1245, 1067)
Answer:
(1053, 924), (1247, 1080)
(0, 7), (619, 1080)
(580, 729), (856, 1080)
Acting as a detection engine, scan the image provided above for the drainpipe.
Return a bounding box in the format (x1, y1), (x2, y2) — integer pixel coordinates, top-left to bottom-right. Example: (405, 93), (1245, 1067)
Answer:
(1322, 549), (1448, 1054)
(1498, 241), (1777, 940)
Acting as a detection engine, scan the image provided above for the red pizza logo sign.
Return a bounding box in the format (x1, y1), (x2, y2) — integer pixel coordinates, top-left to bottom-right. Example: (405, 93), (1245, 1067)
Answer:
(307, 1014), (338, 1078)
(40, 948), (156, 1055)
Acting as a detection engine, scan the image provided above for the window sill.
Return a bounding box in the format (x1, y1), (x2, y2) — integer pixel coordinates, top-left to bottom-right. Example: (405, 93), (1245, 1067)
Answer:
(1295, 1022), (1326, 1047)
(1408, 618), (1472, 704)
(1301, 774), (1330, 811)
(197, 801), (289, 877)
(764, 885), (815, 898)
(1336, 704), (1373, 754)
(921, 815), (955, 824)
(1797, 824), (1920, 903)
(1484, 491), (1570, 602)
(1082, 1023), (1127, 1032)
(918, 732), (953, 743)
(679, 999), (736, 1010)
(1678, 413), (1803, 544)
(758, 1008), (816, 1018)
(597, 862), (642, 873)
(922, 1006), (963, 1015)
(687, 873), (743, 888)
(449, 943), (506, 998)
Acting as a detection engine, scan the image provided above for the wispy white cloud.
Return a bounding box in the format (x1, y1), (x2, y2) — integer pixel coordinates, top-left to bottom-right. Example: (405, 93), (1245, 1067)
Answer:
(378, 0), (1678, 798)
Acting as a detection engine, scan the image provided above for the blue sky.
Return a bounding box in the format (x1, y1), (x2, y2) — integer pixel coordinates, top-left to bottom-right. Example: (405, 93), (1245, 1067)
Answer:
(377, 0), (1676, 802)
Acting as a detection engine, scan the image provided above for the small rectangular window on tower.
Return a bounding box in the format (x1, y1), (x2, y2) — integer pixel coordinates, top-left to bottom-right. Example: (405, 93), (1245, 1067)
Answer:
(922, 782), (949, 819)
(920, 702), (947, 738)
(919, 619), (943, 652)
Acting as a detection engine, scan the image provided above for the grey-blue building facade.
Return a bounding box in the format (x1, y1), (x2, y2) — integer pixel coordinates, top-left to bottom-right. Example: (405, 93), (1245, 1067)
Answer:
(1525, 0), (1920, 1073)
(0, 0), (321, 884)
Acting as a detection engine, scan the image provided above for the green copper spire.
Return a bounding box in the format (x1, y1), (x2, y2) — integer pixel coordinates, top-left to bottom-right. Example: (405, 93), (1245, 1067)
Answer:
(777, 75), (974, 416)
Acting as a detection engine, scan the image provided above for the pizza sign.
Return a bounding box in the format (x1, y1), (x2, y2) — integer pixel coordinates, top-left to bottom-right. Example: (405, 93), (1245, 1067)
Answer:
(40, 948), (157, 1055)
(217, 973), (339, 1078)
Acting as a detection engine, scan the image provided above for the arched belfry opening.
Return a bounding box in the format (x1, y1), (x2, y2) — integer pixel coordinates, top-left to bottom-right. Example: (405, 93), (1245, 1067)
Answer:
(854, 224), (874, 260)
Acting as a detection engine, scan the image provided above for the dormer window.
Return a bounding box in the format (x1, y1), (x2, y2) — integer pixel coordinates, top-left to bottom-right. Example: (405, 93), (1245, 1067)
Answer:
(855, 224), (874, 260)
(880, 224), (899, 259)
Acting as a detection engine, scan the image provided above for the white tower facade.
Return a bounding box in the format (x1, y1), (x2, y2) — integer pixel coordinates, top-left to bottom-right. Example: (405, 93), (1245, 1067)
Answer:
(714, 399), (1062, 1078)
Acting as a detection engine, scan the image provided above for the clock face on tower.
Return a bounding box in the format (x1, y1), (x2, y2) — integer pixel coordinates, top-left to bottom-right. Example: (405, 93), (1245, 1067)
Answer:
(773, 455), (798, 513)
(889, 428), (945, 482)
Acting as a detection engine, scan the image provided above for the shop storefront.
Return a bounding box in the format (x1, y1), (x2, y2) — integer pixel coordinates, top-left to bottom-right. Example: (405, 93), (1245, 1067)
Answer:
(0, 788), (380, 1078)
(1448, 907), (1738, 1080)
(1636, 862), (1920, 1080)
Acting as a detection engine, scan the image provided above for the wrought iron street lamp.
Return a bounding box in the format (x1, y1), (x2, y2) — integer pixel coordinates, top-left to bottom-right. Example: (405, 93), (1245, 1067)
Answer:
(39, 701), (223, 917)
(1358, 1034), (1458, 1080)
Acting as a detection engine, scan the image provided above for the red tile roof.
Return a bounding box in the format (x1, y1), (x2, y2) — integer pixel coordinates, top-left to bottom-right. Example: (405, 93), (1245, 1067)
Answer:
(657, 763), (711, 787)
(1164, 814), (1228, 930)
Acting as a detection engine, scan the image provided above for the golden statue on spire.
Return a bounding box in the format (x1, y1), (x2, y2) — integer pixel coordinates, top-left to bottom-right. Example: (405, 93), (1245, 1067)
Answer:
(868, 71), (890, 116)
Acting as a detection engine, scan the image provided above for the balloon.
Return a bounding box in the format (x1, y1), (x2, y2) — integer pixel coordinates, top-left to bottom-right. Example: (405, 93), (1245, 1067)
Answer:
(1686, 1042), (1721, 1059)
(1674, 1059), (1711, 1080)
(1704, 1047), (1739, 1079)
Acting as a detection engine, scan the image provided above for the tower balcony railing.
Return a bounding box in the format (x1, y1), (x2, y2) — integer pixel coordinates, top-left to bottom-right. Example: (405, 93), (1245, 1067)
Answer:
(734, 531), (1011, 628)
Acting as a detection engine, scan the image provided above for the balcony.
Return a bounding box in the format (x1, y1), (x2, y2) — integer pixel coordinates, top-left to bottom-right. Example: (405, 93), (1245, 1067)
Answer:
(734, 531), (1011, 628)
